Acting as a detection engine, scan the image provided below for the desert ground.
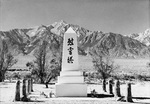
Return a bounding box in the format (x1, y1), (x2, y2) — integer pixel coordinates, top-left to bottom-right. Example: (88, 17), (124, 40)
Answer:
(0, 81), (150, 104)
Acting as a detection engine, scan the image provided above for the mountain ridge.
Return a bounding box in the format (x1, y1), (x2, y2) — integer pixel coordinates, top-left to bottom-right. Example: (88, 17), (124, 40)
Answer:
(129, 28), (150, 46)
(0, 20), (150, 58)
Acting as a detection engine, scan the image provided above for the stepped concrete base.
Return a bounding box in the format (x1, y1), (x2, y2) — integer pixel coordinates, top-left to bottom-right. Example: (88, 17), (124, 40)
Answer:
(60, 71), (83, 76)
(58, 76), (84, 83)
(55, 83), (87, 97)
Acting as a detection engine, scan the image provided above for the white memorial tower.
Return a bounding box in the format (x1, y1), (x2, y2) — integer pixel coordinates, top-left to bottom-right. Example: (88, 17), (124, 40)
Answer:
(55, 27), (87, 97)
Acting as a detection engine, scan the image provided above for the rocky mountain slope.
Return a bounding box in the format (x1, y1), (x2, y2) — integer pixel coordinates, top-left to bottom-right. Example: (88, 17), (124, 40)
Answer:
(0, 20), (150, 58)
(129, 28), (150, 46)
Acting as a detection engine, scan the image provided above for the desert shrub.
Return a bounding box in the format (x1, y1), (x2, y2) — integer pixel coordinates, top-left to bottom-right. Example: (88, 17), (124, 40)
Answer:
(117, 74), (134, 81)
(5, 71), (31, 80)
(84, 72), (98, 84)
(6, 72), (21, 80)
(134, 74), (147, 81)
(24, 73), (32, 79)
(12, 72), (21, 79)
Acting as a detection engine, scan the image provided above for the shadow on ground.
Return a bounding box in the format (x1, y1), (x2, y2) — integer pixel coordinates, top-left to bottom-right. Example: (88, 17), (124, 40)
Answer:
(132, 97), (150, 100)
(87, 93), (114, 98)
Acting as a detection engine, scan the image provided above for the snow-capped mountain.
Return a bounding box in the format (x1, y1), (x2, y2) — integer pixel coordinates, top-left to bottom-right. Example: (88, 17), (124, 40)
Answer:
(129, 28), (150, 46)
(0, 20), (150, 58)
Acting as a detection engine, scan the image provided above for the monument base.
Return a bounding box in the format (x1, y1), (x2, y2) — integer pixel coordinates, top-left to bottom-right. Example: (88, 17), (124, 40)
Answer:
(55, 83), (87, 97)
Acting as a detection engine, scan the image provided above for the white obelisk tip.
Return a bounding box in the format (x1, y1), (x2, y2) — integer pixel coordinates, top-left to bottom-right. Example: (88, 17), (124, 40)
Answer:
(65, 27), (76, 33)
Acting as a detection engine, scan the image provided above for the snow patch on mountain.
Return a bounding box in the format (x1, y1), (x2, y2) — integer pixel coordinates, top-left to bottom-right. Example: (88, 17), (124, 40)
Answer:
(129, 28), (150, 46)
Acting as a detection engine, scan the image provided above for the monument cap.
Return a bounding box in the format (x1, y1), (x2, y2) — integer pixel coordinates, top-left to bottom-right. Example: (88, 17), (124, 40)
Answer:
(66, 27), (76, 33)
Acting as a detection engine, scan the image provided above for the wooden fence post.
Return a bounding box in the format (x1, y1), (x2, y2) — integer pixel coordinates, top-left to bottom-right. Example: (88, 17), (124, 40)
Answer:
(125, 83), (133, 102)
(26, 80), (28, 95)
(102, 79), (106, 92)
(108, 79), (113, 95)
(114, 80), (121, 97)
(21, 79), (28, 101)
(28, 79), (31, 94)
(31, 78), (33, 92)
(15, 80), (20, 101)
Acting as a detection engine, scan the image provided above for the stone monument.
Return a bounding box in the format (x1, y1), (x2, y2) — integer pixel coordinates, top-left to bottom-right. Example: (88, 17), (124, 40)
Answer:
(55, 27), (87, 97)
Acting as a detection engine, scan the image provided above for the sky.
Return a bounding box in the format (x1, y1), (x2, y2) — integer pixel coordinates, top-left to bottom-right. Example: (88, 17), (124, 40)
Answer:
(0, 0), (149, 35)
